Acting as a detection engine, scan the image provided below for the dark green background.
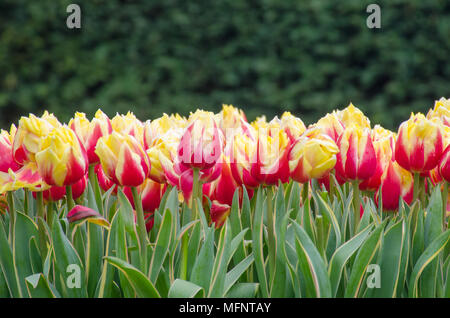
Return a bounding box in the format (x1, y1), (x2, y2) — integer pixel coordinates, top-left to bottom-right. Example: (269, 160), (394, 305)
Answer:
(1, 0), (449, 130)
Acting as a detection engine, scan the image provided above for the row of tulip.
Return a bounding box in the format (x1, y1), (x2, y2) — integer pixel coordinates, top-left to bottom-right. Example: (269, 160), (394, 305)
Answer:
(0, 99), (449, 298)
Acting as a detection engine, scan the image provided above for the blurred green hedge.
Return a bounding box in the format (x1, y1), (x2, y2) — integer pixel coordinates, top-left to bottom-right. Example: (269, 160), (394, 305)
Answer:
(1, 0), (450, 129)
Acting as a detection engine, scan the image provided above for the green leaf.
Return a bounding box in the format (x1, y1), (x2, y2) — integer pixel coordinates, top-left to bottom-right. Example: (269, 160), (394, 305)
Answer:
(223, 254), (254, 297)
(226, 283), (259, 298)
(149, 208), (174, 283)
(251, 187), (269, 297)
(344, 221), (385, 298)
(208, 220), (231, 297)
(168, 279), (205, 298)
(314, 191), (342, 250)
(13, 212), (39, 297)
(409, 230), (450, 298)
(0, 217), (21, 297)
(105, 256), (160, 298)
(86, 221), (104, 297)
(190, 226), (215, 294)
(328, 224), (372, 297)
(292, 222), (332, 298)
(372, 219), (409, 297)
(229, 189), (247, 266)
(25, 273), (57, 298)
(52, 219), (87, 297)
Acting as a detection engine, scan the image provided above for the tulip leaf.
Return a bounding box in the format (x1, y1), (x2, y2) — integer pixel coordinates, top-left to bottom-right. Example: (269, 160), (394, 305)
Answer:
(25, 273), (58, 298)
(226, 282), (259, 298)
(409, 229), (450, 298)
(190, 226), (215, 294)
(251, 187), (269, 297)
(292, 221), (332, 298)
(229, 189), (247, 266)
(0, 216), (21, 297)
(223, 254), (254, 297)
(168, 279), (204, 298)
(208, 220), (232, 297)
(344, 221), (386, 298)
(328, 224), (372, 297)
(105, 256), (160, 298)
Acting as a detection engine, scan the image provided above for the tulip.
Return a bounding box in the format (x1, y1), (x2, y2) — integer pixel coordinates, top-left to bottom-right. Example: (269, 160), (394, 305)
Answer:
(336, 103), (371, 129)
(375, 161), (414, 211)
(124, 178), (167, 213)
(280, 111), (306, 144)
(335, 125), (377, 181)
(395, 113), (444, 174)
(95, 163), (117, 194)
(13, 111), (61, 165)
(209, 201), (231, 228)
(111, 111), (144, 144)
(288, 127), (339, 183)
(69, 110), (112, 164)
(95, 132), (150, 187)
(177, 111), (223, 170)
(0, 125), (21, 173)
(359, 125), (396, 191)
(143, 113), (186, 150)
(32, 174), (87, 202)
(35, 126), (88, 187)
(314, 111), (345, 142)
(251, 125), (290, 185)
(427, 97), (450, 127)
(230, 131), (260, 189)
(216, 104), (248, 136)
(0, 162), (50, 194)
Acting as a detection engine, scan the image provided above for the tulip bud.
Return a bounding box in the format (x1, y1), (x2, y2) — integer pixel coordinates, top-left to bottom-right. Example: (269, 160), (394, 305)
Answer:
(217, 104), (248, 136)
(427, 97), (450, 127)
(439, 145), (450, 182)
(315, 111), (345, 142)
(35, 126), (88, 187)
(13, 111), (61, 164)
(143, 113), (186, 149)
(375, 161), (414, 211)
(230, 132), (260, 189)
(0, 125), (21, 173)
(359, 125), (396, 191)
(177, 111), (223, 170)
(210, 201), (231, 228)
(288, 127), (339, 183)
(280, 111), (306, 144)
(336, 103), (371, 129)
(69, 110), (112, 164)
(395, 113), (444, 173)
(111, 112), (144, 144)
(335, 125), (377, 181)
(95, 164), (117, 194)
(95, 132), (150, 187)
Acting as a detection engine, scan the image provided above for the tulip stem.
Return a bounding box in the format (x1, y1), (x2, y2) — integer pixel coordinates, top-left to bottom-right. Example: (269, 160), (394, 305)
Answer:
(352, 180), (361, 234)
(131, 186), (148, 273)
(36, 191), (47, 259)
(47, 202), (54, 228)
(66, 185), (75, 212)
(7, 191), (15, 240)
(329, 171), (335, 202)
(413, 172), (420, 203)
(192, 168), (200, 220)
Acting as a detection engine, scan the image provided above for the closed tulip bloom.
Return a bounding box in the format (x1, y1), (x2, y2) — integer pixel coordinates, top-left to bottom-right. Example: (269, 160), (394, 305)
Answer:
(209, 201), (231, 228)
(375, 161), (414, 211)
(315, 111), (345, 142)
(289, 127), (339, 183)
(124, 178), (167, 213)
(95, 132), (150, 187)
(178, 111), (223, 170)
(252, 127), (290, 185)
(359, 125), (396, 191)
(395, 113), (444, 173)
(69, 110), (112, 164)
(217, 104), (248, 134)
(280, 111), (306, 144)
(13, 111), (61, 165)
(146, 130), (181, 183)
(111, 112), (144, 144)
(427, 97), (450, 126)
(0, 125), (21, 173)
(335, 125), (377, 181)
(230, 132), (260, 189)
(35, 126), (88, 187)
(143, 113), (186, 150)
(336, 103), (371, 129)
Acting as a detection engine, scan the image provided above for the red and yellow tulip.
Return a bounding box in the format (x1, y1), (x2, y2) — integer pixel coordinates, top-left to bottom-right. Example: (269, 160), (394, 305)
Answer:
(0, 125), (21, 173)
(95, 132), (150, 187)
